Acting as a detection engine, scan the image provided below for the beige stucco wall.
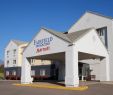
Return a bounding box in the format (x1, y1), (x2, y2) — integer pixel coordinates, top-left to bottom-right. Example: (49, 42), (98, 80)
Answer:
(18, 44), (28, 66)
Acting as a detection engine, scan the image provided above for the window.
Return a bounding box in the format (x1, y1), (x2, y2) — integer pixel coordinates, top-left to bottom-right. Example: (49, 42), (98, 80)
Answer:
(31, 70), (35, 76)
(40, 69), (46, 76)
(97, 27), (107, 36)
(7, 51), (9, 55)
(6, 71), (9, 76)
(13, 60), (16, 64)
(97, 29), (104, 36)
(96, 27), (108, 48)
(7, 51), (9, 57)
(13, 49), (16, 56)
(12, 70), (16, 75)
(7, 60), (9, 66)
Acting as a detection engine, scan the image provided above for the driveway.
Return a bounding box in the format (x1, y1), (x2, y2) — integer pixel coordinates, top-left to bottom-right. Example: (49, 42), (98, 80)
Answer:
(0, 80), (113, 95)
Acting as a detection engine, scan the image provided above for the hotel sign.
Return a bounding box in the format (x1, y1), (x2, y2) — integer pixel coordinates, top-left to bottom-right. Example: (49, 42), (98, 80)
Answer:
(34, 37), (53, 53)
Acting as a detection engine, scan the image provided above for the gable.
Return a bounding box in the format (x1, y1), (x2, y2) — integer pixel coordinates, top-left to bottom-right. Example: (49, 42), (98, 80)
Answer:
(75, 29), (108, 57)
(69, 12), (112, 33)
(5, 41), (18, 51)
(23, 29), (69, 57)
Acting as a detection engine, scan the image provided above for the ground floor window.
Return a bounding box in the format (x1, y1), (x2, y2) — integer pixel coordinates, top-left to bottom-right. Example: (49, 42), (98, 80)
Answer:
(40, 69), (46, 76)
(31, 70), (35, 76)
(12, 70), (16, 75)
(6, 71), (9, 76)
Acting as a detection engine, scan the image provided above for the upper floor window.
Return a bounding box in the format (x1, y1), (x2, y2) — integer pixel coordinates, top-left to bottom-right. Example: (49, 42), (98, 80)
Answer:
(13, 60), (16, 64)
(7, 51), (10, 57)
(7, 60), (9, 66)
(7, 51), (9, 55)
(96, 27), (108, 48)
(13, 49), (16, 55)
(97, 27), (107, 36)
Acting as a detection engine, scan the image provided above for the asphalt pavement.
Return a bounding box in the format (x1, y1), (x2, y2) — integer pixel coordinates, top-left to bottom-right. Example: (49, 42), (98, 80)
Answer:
(0, 80), (113, 95)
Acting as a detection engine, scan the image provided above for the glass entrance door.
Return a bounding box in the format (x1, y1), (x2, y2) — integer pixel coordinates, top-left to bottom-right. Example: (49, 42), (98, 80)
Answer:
(79, 63), (91, 80)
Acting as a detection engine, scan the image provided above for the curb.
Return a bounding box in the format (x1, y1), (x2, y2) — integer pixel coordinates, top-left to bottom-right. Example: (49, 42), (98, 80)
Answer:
(13, 83), (88, 91)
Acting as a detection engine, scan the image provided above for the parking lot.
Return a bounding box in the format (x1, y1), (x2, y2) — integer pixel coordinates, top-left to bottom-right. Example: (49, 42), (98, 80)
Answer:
(0, 80), (113, 95)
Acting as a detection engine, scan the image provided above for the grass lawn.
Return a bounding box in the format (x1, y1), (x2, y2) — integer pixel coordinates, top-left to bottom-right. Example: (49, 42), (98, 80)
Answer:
(0, 73), (4, 80)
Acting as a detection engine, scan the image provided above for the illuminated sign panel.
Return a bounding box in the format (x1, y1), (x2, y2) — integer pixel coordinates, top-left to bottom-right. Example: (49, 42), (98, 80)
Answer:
(34, 37), (53, 53)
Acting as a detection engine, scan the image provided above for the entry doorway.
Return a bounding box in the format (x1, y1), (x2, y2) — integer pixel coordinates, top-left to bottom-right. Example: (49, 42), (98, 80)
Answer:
(50, 62), (59, 80)
(29, 52), (65, 82)
(79, 62), (91, 81)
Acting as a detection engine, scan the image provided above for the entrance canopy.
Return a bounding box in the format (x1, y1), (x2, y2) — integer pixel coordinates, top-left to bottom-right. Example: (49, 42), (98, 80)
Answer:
(28, 52), (104, 63)
(21, 27), (109, 87)
(78, 52), (104, 60)
(29, 52), (65, 61)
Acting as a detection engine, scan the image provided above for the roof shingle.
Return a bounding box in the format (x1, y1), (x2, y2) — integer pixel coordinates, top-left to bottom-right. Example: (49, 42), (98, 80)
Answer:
(42, 28), (92, 43)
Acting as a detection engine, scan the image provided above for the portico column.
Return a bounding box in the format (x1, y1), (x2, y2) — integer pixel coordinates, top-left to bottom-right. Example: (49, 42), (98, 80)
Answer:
(65, 44), (79, 87)
(21, 57), (33, 84)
